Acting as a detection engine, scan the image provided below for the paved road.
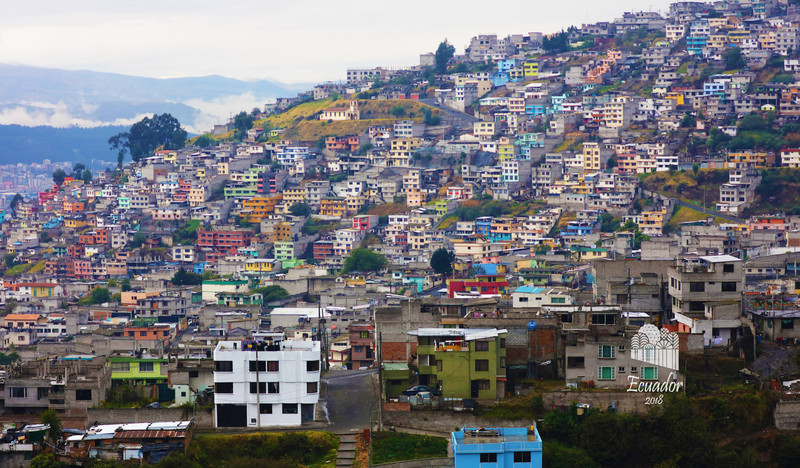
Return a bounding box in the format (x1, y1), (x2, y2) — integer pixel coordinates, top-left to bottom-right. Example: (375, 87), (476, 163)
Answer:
(323, 368), (378, 433)
(419, 98), (481, 125)
(750, 340), (798, 379)
(675, 198), (745, 224)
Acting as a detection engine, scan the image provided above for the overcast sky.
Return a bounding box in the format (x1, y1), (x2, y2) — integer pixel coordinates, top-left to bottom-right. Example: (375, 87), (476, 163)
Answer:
(1, 0), (676, 84)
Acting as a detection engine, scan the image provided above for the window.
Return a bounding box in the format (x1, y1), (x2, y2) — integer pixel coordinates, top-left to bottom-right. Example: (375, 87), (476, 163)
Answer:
(215, 382), (233, 394)
(480, 453), (497, 463)
(567, 357), (584, 368)
(140, 331), (147, 337)
(268, 382), (280, 394)
(723, 263), (734, 273)
(475, 360), (489, 372)
(782, 319), (795, 330)
(9, 387), (27, 398)
(642, 367), (658, 380)
(722, 282), (737, 292)
(519, 297), (529, 302)
(475, 341), (490, 351)
(138, 362), (154, 372)
(551, 297), (566, 304)
(189, 371), (199, 378)
(560, 314), (573, 324)
(282, 404), (298, 414)
(689, 282), (705, 292)
(307, 360), (320, 372)
(598, 367), (616, 380)
(76, 389), (92, 401)
(360, 331), (369, 338)
(598, 345), (616, 359)
(111, 362), (130, 372)
(215, 361), (233, 372)
(618, 345), (626, 352)
(689, 302), (705, 312)
(618, 367), (626, 373)
(250, 382), (266, 394)
(514, 452), (532, 463)
(249, 361), (266, 372)
(592, 313), (616, 325)
(630, 367), (638, 373)
(260, 404), (273, 414)
(476, 380), (491, 390)
(307, 382), (318, 393)
(37, 388), (49, 399)
(267, 361), (279, 372)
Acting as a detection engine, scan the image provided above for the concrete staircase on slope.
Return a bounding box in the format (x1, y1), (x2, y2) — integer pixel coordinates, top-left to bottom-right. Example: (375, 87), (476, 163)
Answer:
(335, 432), (358, 468)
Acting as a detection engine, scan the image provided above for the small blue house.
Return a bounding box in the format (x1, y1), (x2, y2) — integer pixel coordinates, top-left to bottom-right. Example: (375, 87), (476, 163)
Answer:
(452, 426), (543, 468)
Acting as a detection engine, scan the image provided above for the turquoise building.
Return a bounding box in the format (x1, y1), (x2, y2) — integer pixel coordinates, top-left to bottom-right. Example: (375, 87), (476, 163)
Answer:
(452, 427), (542, 468)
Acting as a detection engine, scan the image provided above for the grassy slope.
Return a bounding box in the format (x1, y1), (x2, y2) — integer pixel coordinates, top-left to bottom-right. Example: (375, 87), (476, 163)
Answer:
(258, 99), (441, 142)
(641, 169), (728, 205)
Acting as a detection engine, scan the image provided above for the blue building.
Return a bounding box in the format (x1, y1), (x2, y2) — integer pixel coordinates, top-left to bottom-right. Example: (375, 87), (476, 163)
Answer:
(452, 427), (543, 468)
(475, 217), (493, 239)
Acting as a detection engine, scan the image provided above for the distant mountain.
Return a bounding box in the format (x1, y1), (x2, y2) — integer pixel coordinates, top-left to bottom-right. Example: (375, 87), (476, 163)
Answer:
(0, 125), (126, 166)
(0, 63), (308, 164)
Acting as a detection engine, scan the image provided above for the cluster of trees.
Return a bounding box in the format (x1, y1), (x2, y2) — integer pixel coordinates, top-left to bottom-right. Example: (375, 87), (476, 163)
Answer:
(342, 248), (387, 273)
(543, 31), (571, 54)
(541, 393), (779, 468)
(108, 113), (187, 166)
(78, 287), (111, 305)
(172, 267), (203, 286)
(704, 113), (800, 153)
(52, 162), (93, 186)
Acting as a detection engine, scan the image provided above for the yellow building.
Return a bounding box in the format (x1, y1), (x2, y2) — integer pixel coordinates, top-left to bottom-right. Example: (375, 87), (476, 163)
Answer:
(583, 142), (602, 173)
(283, 188), (307, 204)
(245, 259), (276, 272)
(523, 61), (539, 78)
(216, 162), (229, 175)
(241, 196), (283, 223)
(320, 198), (346, 218)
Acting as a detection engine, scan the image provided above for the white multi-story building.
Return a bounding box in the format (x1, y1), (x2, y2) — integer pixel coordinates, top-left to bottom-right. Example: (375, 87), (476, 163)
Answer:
(213, 333), (321, 428)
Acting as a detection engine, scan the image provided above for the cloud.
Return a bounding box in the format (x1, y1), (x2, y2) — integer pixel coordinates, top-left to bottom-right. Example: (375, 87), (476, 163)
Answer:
(0, 102), (151, 128)
(182, 93), (277, 134)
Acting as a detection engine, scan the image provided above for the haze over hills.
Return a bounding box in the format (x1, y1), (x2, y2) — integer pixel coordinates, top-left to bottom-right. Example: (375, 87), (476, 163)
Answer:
(0, 64), (308, 164)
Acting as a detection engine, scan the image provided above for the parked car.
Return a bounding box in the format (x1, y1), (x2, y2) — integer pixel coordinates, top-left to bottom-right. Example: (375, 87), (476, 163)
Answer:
(401, 385), (441, 396)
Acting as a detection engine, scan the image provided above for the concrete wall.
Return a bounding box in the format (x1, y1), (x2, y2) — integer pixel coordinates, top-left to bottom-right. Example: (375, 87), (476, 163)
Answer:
(383, 410), (529, 433)
(543, 389), (668, 415)
(774, 400), (800, 430)
(86, 407), (214, 430)
(373, 459), (454, 468)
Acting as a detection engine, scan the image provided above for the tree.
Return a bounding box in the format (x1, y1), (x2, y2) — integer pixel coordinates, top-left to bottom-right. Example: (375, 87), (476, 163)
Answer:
(130, 231), (147, 248)
(430, 248), (455, 280)
(194, 134), (214, 148)
(233, 111), (255, 138)
(30, 453), (63, 468)
(80, 287), (111, 305)
(342, 248), (387, 273)
(252, 285), (289, 303)
(80, 168), (93, 184)
(52, 169), (67, 186)
(109, 113), (188, 164)
(723, 46), (745, 70)
(172, 267), (203, 286)
(434, 40), (456, 74)
(121, 278), (132, 292)
(390, 106), (407, 118)
(8, 193), (23, 218)
(543, 31), (571, 54)
(41, 408), (62, 443)
(290, 203), (312, 217)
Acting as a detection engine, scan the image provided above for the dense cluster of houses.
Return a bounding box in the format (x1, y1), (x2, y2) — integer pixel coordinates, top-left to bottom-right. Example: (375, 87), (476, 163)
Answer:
(6, 0), (800, 465)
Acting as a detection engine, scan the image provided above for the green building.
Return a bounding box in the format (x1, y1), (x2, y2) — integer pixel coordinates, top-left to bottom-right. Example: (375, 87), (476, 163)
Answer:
(107, 356), (169, 385)
(409, 328), (506, 400)
(383, 363), (414, 399)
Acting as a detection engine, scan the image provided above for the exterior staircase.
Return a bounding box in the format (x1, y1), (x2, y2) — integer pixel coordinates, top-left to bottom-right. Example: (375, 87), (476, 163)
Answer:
(335, 432), (358, 468)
